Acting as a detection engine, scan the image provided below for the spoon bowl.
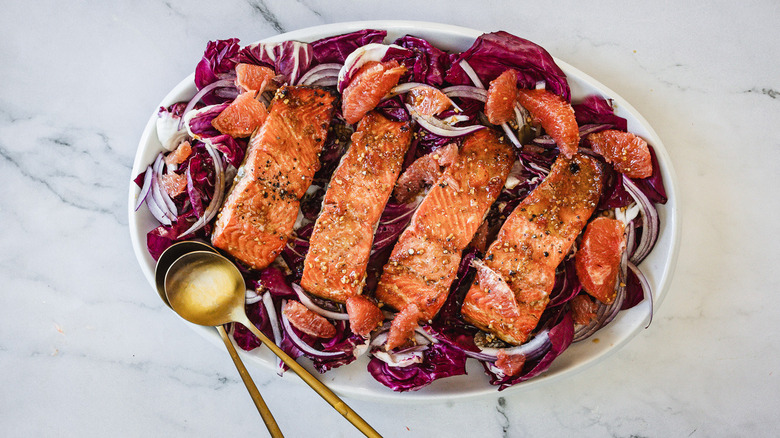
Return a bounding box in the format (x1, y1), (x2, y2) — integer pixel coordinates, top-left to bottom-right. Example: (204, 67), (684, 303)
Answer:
(155, 240), (216, 307)
(164, 251), (246, 327)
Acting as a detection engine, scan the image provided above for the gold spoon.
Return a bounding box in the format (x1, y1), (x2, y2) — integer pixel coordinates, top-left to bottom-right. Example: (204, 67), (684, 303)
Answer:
(163, 250), (381, 438)
(155, 242), (283, 438)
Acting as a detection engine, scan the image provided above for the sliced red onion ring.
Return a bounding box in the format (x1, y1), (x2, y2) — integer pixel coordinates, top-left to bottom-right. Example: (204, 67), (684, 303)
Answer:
(298, 63), (341, 86)
(623, 176), (660, 264)
(372, 349), (424, 367)
(501, 122), (522, 148)
(245, 288), (262, 305)
(145, 178), (173, 227)
(405, 104), (485, 137)
(177, 78), (235, 131)
(134, 165), (153, 211)
(149, 162), (176, 224)
(180, 142), (225, 236)
(387, 83), (462, 113)
(369, 331), (389, 348)
(369, 328), (430, 367)
(442, 85), (487, 102)
(628, 261), (653, 328)
(290, 283), (349, 321)
(307, 76), (338, 87)
(414, 327), (437, 344)
(369, 325), (432, 349)
(280, 300), (346, 358)
(153, 153), (178, 217)
(387, 82), (429, 97)
(526, 161), (550, 177)
(624, 221), (637, 261)
(579, 123), (614, 138)
(458, 59), (485, 89)
(572, 283), (627, 342)
(262, 292), (284, 374)
(474, 330), (551, 360)
(531, 135), (556, 146)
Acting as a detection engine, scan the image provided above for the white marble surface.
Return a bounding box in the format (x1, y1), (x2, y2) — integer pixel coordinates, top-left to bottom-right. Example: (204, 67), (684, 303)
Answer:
(2, 1), (778, 436)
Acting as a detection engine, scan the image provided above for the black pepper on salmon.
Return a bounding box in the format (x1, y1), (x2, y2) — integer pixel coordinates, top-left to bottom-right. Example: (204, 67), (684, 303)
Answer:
(211, 86), (337, 270)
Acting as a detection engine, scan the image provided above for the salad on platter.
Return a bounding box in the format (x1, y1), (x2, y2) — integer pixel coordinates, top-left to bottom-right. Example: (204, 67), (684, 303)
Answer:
(132, 27), (668, 392)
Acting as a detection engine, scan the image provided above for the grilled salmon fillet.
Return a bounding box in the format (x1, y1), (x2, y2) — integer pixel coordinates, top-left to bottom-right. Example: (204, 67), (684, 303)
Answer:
(376, 129), (515, 321)
(461, 154), (603, 345)
(211, 86), (337, 269)
(301, 112), (413, 303)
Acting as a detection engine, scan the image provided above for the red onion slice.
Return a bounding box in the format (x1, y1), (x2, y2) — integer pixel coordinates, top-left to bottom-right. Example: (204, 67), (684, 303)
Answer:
(369, 324), (432, 348)
(245, 289), (263, 305)
(442, 85), (487, 102)
(501, 122), (522, 148)
(134, 165), (153, 211)
(387, 82), (429, 97)
(372, 349), (424, 367)
(145, 181), (173, 226)
(298, 63), (341, 86)
(177, 78), (235, 131)
(572, 281), (628, 342)
(261, 292), (284, 374)
(280, 300), (347, 358)
(153, 153), (178, 217)
(475, 330), (551, 360)
(623, 176), (660, 264)
(628, 261), (653, 328)
(458, 59), (485, 89)
(291, 283), (349, 321)
(405, 104), (485, 137)
(307, 76), (338, 87)
(149, 159), (176, 224)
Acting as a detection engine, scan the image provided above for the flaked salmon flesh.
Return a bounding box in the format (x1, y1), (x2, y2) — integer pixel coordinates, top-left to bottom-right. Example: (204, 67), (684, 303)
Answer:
(461, 154), (603, 345)
(211, 86), (337, 269)
(376, 129), (515, 321)
(301, 111), (413, 303)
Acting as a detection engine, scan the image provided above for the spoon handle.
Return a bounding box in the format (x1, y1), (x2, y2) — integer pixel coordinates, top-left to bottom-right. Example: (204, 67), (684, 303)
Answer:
(218, 325), (284, 438)
(241, 321), (382, 438)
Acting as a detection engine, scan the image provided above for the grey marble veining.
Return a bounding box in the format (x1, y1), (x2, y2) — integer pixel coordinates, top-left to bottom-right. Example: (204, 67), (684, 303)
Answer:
(1, 0), (779, 436)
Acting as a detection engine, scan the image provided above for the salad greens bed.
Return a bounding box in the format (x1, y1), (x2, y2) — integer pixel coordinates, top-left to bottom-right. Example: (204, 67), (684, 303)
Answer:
(134, 29), (666, 392)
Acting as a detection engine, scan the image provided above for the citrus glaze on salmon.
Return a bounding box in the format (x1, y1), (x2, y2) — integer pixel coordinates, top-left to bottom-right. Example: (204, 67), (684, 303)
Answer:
(375, 129), (515, 321)
(211, 86), (337, 269)
(301, 111), (413, 303)
(461, 154), (603, 345)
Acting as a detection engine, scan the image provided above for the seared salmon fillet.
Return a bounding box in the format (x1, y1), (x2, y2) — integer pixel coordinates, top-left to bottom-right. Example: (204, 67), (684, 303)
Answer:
(461, 154), (603, 345)
(300, 112), (412, 303)
(376, 129), (515, 321)
(211, 86), (337, 269)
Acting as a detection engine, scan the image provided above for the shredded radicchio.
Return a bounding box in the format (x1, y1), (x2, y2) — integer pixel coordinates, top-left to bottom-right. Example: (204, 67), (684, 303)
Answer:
(137, 28), (667, 393)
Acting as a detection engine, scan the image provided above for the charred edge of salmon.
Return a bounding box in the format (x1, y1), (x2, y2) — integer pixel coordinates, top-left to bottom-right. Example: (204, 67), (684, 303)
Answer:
(461, 154), (604, 344)
(301, 112), (413, 303)
(375, 129), (515, 320)
(211, 85), (338, 271)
